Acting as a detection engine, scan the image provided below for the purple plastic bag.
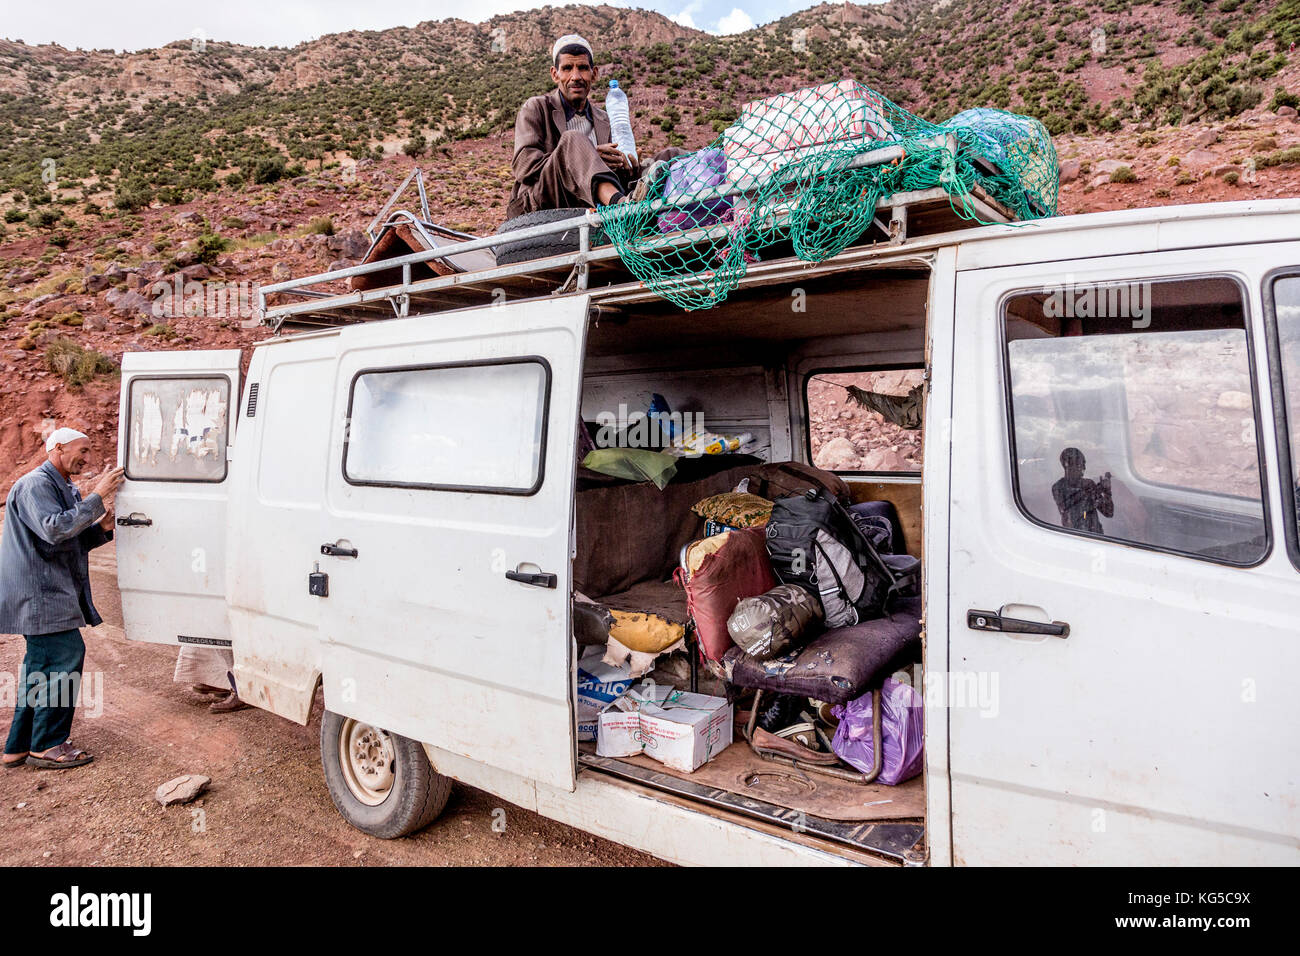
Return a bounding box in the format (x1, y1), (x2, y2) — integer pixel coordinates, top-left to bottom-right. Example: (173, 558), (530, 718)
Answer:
(830, 678), (924, 785)
(657, 148), (732, 233)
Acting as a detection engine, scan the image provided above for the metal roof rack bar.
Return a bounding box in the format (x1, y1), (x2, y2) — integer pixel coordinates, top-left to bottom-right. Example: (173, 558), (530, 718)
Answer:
(264, 135), (956, 291)
(260, 133), (1014, 328)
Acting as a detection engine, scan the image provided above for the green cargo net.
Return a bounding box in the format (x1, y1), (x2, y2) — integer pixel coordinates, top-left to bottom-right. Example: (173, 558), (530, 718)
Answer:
(599, 81), (1059, 311)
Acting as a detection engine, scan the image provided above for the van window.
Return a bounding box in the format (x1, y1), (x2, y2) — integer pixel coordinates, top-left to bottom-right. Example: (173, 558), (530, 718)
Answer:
(806, 368), (924, 473)
(343, 359), (549, 494)
(1268, 273), (1300, 564)
(125, 376), (230, 482)
(1003, 276), (1267, 566)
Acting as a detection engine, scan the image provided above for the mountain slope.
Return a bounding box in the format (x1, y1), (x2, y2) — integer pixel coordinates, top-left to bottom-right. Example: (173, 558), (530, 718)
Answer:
(0, 0), (1296, 213)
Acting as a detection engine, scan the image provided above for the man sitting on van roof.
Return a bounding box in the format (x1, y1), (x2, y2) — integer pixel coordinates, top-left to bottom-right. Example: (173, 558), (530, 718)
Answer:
(506, 34), (686, 219)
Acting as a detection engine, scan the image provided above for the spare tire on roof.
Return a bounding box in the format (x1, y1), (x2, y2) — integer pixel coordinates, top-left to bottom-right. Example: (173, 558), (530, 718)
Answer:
(494, 207), (608, 266)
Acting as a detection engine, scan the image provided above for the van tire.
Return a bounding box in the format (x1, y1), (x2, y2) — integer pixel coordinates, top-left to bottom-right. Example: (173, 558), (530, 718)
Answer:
(494, 208), (606, 265)
(320, 710), (452, 839)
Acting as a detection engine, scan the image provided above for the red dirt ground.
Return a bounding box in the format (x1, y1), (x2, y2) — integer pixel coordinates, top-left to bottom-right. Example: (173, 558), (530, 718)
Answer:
(0, 538), (662, 867)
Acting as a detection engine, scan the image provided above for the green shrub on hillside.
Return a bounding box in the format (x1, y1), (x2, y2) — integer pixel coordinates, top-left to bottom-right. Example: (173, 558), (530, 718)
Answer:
(44, 339), (118, 387)
(250, 156), (287, 185)
(195, 231), (230, 264)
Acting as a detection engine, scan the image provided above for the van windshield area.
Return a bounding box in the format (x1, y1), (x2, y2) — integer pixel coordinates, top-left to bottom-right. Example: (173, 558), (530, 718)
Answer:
(1003, 275), (1267, 566)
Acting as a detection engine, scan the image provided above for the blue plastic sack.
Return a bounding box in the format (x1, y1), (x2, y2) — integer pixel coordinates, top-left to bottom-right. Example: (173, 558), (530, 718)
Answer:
(830, 678), (923, 785)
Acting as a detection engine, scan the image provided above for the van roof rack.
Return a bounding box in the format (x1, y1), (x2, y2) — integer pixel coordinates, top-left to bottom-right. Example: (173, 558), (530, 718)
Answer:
(260, 132), (1016, 333)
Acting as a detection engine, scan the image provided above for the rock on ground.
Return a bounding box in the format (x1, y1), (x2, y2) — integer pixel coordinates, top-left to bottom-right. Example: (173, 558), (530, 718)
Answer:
(156, 774), (211, 806)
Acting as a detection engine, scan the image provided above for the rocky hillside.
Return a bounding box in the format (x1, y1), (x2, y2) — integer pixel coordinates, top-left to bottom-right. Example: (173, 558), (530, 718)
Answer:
(1, 0), (1297, 210)
(1, 1), (1298, 490)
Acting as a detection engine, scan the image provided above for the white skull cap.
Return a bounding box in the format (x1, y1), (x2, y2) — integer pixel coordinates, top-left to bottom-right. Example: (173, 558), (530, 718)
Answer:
(552, 34), (593, 63)
(45, 427), (89, 451)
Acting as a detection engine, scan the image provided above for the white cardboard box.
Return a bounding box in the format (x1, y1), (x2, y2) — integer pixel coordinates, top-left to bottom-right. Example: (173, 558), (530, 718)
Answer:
(596, 682), (733, 773)
(576, 647), (634, 743)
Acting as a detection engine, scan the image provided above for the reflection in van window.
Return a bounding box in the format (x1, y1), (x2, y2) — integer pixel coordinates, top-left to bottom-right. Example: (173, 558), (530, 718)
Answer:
(1004, 276), (1266, 565)
(345, 361), (548, 493)
(127, 377), (230, 482)
(1271, 275), (1300, 545)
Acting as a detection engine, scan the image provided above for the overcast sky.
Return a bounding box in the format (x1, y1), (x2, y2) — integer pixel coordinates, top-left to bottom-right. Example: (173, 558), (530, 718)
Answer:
(2, 0), (885, 51)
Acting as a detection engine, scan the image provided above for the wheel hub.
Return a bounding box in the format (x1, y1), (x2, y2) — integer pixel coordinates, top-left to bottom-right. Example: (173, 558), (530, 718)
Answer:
(339, 719), (396, 806)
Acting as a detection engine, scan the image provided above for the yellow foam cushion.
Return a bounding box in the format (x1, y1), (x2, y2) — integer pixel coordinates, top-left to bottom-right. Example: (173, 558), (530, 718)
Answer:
(608, 610), (686, 654)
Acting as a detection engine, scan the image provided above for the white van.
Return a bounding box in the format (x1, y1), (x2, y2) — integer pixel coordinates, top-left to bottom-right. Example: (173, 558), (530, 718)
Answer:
(111, 197), (1300, 866)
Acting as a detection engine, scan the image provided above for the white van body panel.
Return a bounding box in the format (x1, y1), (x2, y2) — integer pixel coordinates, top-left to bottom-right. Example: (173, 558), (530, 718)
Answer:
(228, 334), (337, 724)
(115, 349), (241, 646)
(953, 199), (1300, 272)
(947, 240), (1300, 865)
(419, 743), (879, 867)
(920, 245), (959, 868)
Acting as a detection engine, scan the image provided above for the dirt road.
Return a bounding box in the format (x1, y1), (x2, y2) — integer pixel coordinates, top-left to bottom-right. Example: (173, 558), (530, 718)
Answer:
(0, 541), (661, 867)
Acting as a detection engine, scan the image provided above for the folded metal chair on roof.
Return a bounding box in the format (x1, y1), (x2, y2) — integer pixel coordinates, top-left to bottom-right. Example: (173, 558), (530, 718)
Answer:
(348, 168), (497, 292)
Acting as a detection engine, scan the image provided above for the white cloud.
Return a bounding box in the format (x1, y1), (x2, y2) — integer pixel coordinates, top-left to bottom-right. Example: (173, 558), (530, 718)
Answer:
(670, 1), (702, 30)
(714, 7), (755, 35)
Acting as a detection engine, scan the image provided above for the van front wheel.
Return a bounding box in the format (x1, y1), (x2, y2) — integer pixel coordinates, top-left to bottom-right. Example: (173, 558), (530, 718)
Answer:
(320, 710), (452, 838)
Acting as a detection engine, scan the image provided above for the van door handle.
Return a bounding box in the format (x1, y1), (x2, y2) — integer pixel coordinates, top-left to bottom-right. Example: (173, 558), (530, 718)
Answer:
(321, 542), (359, 558)
(116, 513), (153, 527)
(506, 570), (557, 589)
(967, 609), (1069, 638)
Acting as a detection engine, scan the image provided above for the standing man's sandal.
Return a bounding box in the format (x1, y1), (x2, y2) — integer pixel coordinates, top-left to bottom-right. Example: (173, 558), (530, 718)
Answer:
(209, 693), (251, 713)
(2, 753), (29, 769)
(26, 742), (93, 769)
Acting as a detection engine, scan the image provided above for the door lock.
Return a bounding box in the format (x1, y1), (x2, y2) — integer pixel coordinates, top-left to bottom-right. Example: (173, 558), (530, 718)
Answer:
(309, 562), (329, 597)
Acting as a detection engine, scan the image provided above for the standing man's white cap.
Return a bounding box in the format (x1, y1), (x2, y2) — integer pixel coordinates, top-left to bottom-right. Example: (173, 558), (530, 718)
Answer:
(552, 34), (593, 63)
(45, 427), (89, 451)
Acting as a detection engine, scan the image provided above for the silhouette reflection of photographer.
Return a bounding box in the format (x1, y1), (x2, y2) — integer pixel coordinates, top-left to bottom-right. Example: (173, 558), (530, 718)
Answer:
(1051, 447), (1114, 533)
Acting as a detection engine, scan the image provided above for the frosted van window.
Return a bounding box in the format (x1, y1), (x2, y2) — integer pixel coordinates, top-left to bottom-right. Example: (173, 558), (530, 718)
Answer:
(1003, 276), (1267, 566)
(344, 361), (549, 494)
(125, 377), (230, 482)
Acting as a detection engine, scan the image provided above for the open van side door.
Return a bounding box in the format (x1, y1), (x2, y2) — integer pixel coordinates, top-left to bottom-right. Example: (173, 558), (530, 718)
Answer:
(318, 297), (587, 792)
(115, 349), (241, 646)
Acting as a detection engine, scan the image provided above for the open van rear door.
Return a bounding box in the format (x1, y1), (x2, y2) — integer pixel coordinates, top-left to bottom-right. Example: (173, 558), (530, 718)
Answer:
(318, 297), (587, 792)
(115, 350), (241, 646)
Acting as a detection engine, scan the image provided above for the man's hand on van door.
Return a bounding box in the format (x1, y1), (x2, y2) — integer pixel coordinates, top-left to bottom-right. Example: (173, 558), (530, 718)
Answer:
(598, 143), (631, 173)
(92, 466), (125, 509)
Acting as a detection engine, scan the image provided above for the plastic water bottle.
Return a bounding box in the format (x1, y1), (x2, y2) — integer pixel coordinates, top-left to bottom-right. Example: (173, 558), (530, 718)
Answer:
(605, 80), (639, 166)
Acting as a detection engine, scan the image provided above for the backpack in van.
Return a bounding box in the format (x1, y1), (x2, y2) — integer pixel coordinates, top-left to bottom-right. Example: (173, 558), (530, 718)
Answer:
(765, 489), (919, 628)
